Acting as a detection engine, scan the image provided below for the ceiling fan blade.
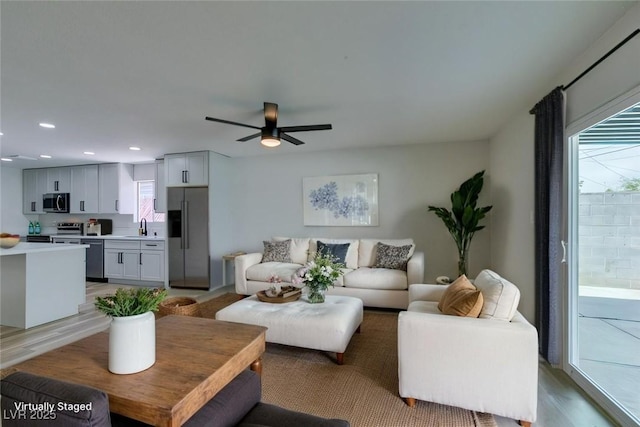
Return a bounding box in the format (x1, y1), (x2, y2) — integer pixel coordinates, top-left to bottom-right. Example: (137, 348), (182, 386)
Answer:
(205, 117), (261, 130)
(281, 133), (305, 146)
(279, 124), (332, 133)
(236, 132), (261, 142)
(264, 102), (278, 127)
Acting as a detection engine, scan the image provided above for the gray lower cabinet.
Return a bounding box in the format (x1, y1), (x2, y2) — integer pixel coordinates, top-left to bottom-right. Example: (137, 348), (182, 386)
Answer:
(104, 240), (165, 282)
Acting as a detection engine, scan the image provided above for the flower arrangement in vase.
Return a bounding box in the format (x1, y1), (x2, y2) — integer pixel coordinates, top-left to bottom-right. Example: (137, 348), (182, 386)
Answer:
(291, 252), (345, 303)
(95, 287), (167, 374)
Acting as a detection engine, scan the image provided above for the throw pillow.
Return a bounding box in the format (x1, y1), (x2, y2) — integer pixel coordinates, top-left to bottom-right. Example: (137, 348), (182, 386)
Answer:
(373, 242), (412, 270)
(441, 286), (484, 317)
(438, 274), (473, 311)
(317, 241), (350, 265)
(261, 240), (291, 263)
(473, 269), (521, 321)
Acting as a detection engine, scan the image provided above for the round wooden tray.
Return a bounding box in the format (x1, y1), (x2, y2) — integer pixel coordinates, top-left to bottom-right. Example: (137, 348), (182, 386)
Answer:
(257, 289), (302, 303)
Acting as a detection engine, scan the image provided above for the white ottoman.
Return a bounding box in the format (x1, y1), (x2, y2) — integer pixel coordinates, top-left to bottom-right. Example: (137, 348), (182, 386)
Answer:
(216, 295), (364, 365)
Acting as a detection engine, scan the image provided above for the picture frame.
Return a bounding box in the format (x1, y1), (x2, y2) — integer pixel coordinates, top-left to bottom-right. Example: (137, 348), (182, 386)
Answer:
(303, 173), (379, 226)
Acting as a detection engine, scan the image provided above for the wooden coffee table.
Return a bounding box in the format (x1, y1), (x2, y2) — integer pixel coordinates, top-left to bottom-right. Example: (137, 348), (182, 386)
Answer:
(9, 315), (267, 427)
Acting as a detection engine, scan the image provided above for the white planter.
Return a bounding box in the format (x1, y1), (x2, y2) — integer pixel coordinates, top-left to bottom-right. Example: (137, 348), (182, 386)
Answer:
(108, 311), (156, 374)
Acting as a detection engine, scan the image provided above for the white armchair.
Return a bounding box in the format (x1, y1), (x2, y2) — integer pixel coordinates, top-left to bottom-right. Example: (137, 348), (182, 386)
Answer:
(398, 270), (538, 426)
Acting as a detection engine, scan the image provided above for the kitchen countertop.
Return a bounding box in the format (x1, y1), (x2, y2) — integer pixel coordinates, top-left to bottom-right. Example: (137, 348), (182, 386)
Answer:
(0, 242), (90, 256)
(48, 235), (166, 241)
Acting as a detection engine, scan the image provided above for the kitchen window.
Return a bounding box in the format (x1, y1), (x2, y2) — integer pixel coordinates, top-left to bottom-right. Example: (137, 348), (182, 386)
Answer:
(138, 181), (165, 223)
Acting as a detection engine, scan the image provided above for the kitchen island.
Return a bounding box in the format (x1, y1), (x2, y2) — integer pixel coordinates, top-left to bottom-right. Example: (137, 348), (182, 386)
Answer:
(0, 243), (88, 328)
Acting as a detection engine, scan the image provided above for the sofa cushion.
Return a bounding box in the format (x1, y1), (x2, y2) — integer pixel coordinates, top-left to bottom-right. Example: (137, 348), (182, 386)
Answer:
(407, 300), (441, 314)
(183, 370), (261, 427)
(373, 242), (412, 270)
(272, 237), (310, 265)
(474, 269), (521, 321)
(309, 239), (359, 269)
(317, 241), (350, 265)
(438, 276), (484, 318)
(239, 402), (350, 427)
(262, 240), (291, 263)
(0, 371), (111, 427)
(358, 239), (415, 267)
(343, 267), (407, 290)
(247, 262), (302, 283)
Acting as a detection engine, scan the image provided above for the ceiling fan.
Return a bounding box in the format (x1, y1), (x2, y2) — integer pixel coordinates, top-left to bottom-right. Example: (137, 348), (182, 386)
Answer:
(205, 102), (332, 147)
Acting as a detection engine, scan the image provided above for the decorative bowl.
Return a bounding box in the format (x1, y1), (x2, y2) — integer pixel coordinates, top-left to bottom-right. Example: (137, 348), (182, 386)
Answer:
(0, 234), (20, 249)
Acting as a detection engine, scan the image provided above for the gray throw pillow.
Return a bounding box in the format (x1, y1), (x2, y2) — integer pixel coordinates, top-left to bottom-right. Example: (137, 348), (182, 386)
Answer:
(317, 241), (349, 265)
(262, 240), (291, 263)
(373, 242), (412, 270)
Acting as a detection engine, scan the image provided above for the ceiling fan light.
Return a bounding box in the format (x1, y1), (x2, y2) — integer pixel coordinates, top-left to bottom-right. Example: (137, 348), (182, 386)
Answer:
(261, 137), (281, 148)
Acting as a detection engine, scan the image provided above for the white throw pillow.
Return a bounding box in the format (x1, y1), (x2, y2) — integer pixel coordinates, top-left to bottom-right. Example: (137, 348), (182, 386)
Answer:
(474, 269), (521, 321)
(272, 237), (310, 265)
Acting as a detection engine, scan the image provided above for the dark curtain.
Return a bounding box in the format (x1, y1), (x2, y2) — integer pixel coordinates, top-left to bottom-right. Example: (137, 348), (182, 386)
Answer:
(531, 87), (564, 365)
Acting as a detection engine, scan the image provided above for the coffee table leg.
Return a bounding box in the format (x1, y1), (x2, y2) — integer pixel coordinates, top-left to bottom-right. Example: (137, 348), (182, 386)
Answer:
(336, 352), (344, 365)
(250, 357), (262, 376)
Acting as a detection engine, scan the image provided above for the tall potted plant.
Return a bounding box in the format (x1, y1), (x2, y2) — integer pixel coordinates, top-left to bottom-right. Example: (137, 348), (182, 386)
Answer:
(428, 170), (492, 277)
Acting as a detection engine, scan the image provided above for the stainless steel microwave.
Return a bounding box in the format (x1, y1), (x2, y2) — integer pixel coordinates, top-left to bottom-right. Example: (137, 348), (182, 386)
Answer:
(43, 193), (70, 213)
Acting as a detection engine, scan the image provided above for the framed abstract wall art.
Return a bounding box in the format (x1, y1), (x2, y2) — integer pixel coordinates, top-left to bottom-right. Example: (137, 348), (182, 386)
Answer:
(303, 173), (379, 226)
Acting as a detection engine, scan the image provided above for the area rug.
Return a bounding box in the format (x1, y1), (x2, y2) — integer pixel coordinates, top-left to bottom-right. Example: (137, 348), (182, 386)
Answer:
(198, 293), (496, 427)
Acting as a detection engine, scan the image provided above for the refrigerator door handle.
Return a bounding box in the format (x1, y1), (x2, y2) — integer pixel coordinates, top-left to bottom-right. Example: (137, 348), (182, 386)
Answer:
(180, 200), (186, 250)
(184, 200), (190, 249)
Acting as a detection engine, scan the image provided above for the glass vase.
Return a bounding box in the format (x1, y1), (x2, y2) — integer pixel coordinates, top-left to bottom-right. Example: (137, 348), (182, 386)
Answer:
(307, 288), (326, 304)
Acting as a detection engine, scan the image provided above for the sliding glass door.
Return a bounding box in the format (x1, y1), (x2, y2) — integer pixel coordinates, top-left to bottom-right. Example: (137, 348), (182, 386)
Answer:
(566, 93), (640, 427)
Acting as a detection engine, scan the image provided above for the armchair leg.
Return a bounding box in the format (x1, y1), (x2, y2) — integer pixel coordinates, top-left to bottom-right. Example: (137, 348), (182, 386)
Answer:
(403, 397), (416, 407)
(519, 421), (532, 427)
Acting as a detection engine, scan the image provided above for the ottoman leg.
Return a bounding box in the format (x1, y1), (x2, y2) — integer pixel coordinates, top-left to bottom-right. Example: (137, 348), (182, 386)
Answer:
(250, 357), (263, 376)
(336, 352), (344, 365)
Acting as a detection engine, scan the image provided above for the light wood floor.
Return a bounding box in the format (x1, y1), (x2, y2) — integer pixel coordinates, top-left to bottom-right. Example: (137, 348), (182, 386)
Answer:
(0, 282), (621, 427)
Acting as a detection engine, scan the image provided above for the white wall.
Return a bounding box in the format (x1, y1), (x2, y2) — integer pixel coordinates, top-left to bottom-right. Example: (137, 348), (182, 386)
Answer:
(0, 166), (37, 235)
(226, 141), (492, 283)
(489, 3), (640, 323)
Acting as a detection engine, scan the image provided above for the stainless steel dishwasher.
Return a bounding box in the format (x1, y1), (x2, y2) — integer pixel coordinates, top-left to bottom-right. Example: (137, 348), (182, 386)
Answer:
(81, 239), (105, 280)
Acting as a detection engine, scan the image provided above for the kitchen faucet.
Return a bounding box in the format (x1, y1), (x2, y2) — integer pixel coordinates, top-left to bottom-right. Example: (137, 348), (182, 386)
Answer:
(140, 218), (147, 236)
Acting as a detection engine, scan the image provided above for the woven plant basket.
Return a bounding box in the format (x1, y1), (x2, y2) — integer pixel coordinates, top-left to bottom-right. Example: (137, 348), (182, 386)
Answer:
(158, 297), (201, 317)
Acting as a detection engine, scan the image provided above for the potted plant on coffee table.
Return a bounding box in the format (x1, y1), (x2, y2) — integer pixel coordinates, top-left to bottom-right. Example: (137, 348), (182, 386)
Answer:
(95, 287), (167, 374)
(428, 170), (492, 277)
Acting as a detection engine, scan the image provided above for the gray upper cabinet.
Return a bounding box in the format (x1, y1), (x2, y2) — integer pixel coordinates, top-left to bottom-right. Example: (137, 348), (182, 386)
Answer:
(98, 164), (134, 214)
(45, 167), (71, 193)
(70, 165), (99, 213)
(22, 169), (48, 214)
(165, 151), (209, 187)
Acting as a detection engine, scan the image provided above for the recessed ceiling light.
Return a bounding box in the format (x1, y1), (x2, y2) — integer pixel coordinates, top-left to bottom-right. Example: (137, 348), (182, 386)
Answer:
(0, 132), (4, 136)
(40, 154), (52, 159)
(129, 146), (141, 151)
(39, 123), (56, 129)
(84, 151), (95, 155)
(1, 158), (13, 162)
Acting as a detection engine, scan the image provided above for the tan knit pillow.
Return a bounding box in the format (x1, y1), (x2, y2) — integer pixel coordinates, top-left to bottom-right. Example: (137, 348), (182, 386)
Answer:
(438, 275), (484, 317)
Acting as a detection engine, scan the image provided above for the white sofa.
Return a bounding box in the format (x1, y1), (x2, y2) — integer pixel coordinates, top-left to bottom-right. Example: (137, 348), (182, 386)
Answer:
(235, 237), (424, 309)
(398, 270), (538, 426)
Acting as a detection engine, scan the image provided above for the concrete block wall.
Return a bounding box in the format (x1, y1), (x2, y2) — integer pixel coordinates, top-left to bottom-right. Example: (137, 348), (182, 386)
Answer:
(579, 192), (640, 290)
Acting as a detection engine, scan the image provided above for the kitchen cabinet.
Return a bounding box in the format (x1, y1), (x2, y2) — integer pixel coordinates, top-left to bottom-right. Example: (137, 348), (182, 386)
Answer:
(104, 240), (165, 283)
(140, 241), (165, 281)
(154, 160), (166, 213)
(46, 167), (71, 193)
(165, 151), (209, 187)
(70, 165), (99, 213)
(98, 163), (134, 214)
(22, 169), (48, 214)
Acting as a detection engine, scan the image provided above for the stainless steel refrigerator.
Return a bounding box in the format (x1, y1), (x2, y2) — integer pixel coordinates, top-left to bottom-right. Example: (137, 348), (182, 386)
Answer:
(167, 187), (210, 289)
